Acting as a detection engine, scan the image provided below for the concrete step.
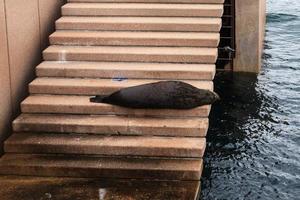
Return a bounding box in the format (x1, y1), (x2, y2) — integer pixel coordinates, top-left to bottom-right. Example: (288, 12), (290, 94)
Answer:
(68, 0), (224, 3)
(50, 31), (220, 47)
(5, 133), (206, 158)
(13, 114), (209, 137)
(0, 0), (222, 182)
(21, 95), (211, 117)
(56, 16), (222, 32)
(36, 61), (216, 80)
(0, 154), (203, 180)
(62, 3), (223, 17)
(43, 45), (218, 64)
(29, 78), (213, 95)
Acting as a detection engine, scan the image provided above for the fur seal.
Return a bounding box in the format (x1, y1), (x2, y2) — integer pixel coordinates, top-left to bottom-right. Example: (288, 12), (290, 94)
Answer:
(90, 81), (220, 109)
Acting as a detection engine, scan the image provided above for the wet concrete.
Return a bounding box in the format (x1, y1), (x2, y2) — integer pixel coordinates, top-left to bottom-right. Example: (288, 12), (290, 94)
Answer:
(0, 176), (200, 200)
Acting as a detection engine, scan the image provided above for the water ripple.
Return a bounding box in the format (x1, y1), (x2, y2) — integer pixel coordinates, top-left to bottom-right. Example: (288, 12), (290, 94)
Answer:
(267, 13), (298, 23)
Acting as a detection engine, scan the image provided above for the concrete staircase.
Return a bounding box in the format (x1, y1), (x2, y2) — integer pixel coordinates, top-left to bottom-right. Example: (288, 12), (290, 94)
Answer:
(0, 0), (223, 181)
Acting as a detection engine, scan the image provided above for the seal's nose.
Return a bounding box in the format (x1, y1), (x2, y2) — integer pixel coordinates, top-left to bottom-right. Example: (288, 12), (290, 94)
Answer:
(212, 92), (220, 102)
(215, 92), (220, 100)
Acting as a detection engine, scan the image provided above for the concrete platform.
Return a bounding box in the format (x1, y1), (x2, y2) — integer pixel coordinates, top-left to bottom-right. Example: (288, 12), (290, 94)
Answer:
(0, 154), (203, 180)
(68, 0), (224, 4)
(62, 3), (224, 17)
(50, 31), (220, 47)
(13, 114), (209, 137)
(36, 61), (216, 80)
(5, 133), (206, 157)
(0, 0), (223, 185)
(43, 45), (218, 63)
(56, 16), (222, 32)
(28, 78), (213, 95)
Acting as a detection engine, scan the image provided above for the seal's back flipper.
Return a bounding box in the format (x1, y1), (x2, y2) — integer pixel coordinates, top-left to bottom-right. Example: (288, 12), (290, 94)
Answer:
(90, 95), (107, 103)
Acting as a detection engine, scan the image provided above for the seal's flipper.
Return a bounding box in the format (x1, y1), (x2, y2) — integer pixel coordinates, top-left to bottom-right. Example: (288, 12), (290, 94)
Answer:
(90, 95), (107, 103)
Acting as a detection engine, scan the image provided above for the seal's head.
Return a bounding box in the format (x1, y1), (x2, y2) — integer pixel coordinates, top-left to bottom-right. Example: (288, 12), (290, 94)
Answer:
(195, 90), (220, 106)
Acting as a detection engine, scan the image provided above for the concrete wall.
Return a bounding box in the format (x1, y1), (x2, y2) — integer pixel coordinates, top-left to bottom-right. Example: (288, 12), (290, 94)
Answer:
(234, 0), (266, 73)
(0, 0), (65, 153)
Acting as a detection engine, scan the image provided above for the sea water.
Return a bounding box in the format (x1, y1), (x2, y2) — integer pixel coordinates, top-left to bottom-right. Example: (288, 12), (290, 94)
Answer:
(201, 0), (300, 199)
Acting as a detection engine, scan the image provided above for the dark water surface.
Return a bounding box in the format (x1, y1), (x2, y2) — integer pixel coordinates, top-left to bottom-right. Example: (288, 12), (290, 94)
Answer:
(201, 0), (300, 199)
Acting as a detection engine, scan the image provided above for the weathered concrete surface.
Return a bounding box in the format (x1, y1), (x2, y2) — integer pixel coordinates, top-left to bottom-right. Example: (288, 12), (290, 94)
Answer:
(21, 95), (211, 117)
(56, 16), (222, 32)
(0, 0), (66, 153)
(0, 176), (200, 200)
(5, 133), (206, 158)
(69, 0), (224, 4)
(0, 155), (203, 180)
(28, 78), (213, 95)
(0, 0), (220, 181)
(50, 31), (220, 47)
(43, 45), (218, 63)
(39, 0), (67, 50)
(234, 0), (266, 73)
(36, 61), (216, 80)
(13, 114), (209, 137)
(0, 0), (12, 153)
(4, 0), (42, 114)
(61, 3), (224, 17)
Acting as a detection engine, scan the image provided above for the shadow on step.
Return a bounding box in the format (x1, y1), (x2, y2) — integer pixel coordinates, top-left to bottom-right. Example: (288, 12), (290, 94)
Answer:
(0, 176), (200, 200)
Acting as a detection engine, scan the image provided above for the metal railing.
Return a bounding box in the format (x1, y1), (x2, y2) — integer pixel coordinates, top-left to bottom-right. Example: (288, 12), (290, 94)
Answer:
(217, 0), (236, 71)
